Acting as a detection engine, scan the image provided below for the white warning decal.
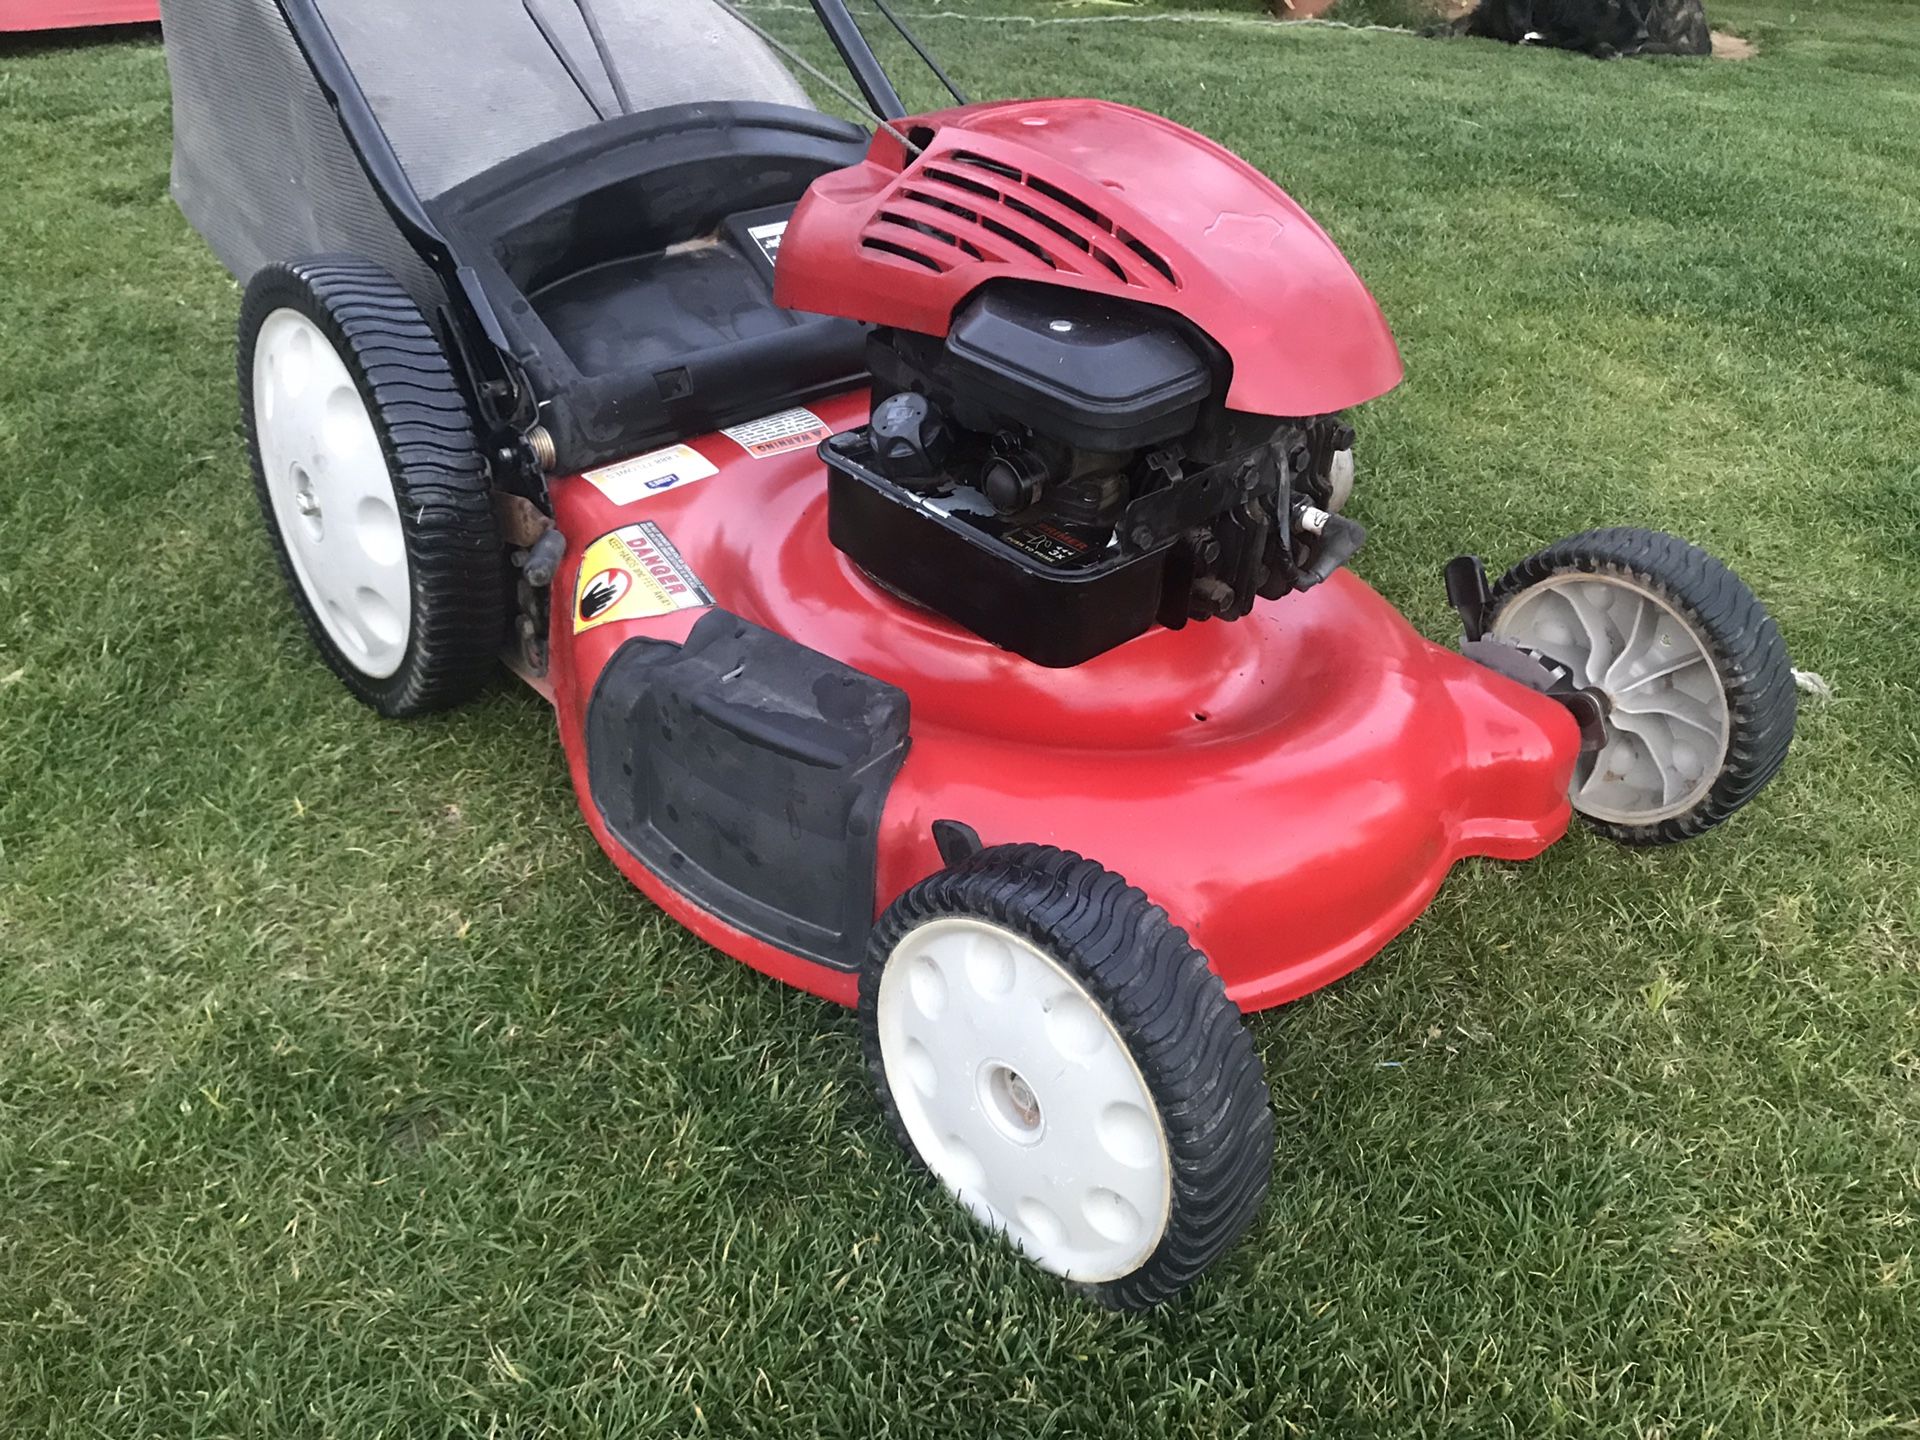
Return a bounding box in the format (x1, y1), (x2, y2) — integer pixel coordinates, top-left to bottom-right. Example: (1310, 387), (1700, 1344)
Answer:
(584, 443), (719, 506)
(721, 406), (832, 460)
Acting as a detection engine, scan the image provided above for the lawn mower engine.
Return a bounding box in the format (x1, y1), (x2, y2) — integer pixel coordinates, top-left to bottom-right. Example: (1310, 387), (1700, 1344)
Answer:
(776, 99), (1408, 668)
(823, 285), (1363, 666)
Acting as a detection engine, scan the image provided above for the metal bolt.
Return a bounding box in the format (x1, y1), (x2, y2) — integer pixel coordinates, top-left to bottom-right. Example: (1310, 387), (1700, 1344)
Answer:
(1005, 1070), (1040, 1128)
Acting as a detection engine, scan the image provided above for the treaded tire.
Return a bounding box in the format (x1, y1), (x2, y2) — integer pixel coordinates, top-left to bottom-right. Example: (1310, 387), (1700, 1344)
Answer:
(1490, 527), (1795, 845)
(239, 258), (506, 717)
(861, 843), (1273, 1310)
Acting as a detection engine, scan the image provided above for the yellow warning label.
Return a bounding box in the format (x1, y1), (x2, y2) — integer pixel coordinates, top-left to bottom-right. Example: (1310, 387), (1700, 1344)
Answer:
(574, 522), (713, 634)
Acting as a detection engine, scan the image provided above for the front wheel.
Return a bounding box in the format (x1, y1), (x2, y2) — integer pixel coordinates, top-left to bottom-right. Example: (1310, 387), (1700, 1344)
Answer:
(861, 844), (1273, 1310)
(1490, 527), (1795, 844)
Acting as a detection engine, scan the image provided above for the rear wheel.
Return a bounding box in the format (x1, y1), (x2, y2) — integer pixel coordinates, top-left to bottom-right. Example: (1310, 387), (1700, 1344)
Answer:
(1490, 527), (1795, 844)
(239, 258), (506, 717)
(861, 844), (1272, 1310)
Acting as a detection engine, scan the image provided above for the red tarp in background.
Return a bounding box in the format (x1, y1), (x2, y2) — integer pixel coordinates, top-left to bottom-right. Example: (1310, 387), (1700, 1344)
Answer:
(1, 1), (160, 29)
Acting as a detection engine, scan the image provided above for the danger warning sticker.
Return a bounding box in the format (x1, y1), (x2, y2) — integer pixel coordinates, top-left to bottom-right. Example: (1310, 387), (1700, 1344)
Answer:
(721, 407), (832, 460)
(584, 444), (718, 506)
(574, 522), (714, 634)
(747, 219), (787, 267)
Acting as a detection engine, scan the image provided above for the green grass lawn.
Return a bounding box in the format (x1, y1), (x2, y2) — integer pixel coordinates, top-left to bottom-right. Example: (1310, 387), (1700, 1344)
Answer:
(2, 1), (1917, 1434)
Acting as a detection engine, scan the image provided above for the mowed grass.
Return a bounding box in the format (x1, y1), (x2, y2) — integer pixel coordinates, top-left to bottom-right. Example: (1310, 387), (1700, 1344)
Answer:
(2, 2), (1917, 1435)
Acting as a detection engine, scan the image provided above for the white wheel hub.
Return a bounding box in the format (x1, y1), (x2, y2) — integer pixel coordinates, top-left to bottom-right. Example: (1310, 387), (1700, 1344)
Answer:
(875, 916), (1173, 1283)
(1494, 573), (1730, 824)
(254, 309), (411, 679)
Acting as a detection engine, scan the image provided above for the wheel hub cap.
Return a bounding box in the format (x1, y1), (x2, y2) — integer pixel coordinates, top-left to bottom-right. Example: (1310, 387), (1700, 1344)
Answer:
(253, 309), (411, 680)
(875, 917), (1173, 1283)
(1494, 573), (1731, 823)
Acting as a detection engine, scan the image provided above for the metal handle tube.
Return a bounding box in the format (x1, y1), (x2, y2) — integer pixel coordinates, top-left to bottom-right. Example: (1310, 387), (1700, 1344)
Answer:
(807, 0), (907, 120)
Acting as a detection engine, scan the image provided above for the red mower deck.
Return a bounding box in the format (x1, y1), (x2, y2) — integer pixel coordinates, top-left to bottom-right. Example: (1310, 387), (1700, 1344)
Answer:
(544, 388), (1583, 1012)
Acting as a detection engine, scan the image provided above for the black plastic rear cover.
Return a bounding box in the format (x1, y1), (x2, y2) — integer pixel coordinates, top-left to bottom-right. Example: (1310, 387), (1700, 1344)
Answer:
(944, 282), (1212, 450)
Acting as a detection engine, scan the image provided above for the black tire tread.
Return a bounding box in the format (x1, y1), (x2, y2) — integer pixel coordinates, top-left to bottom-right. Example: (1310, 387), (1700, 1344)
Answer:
(860, 844), (1273, 1310)
(1490, 526), (1795, 844)
(238, 258), (507, 717)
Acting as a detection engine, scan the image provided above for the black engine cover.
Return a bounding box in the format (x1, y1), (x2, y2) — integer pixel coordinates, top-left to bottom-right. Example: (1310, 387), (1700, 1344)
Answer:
(941, 283), (1213, 451)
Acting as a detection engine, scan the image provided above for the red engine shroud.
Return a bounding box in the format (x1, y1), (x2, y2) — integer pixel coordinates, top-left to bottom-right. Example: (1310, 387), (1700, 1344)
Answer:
(775, 99), (1406, 418)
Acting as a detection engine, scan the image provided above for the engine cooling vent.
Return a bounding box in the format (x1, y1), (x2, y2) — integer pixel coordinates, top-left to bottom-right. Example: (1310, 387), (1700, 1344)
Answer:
(860, 148), (1180, 291)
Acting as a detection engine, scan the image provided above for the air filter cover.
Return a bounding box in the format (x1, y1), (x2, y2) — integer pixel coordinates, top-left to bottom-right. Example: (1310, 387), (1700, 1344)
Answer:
(945, 283), (1212, 450)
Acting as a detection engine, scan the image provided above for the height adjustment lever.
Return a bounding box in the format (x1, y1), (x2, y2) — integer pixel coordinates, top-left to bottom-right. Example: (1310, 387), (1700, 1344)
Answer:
(1444, 555), (1494, 642)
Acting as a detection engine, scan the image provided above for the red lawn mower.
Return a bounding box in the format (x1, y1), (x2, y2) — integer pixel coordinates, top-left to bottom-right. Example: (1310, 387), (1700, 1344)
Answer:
(163, 0), (1795, 1307)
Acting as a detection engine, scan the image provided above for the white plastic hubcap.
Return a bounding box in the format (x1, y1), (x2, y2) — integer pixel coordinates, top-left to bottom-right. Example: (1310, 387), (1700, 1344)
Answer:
(875, 917), (1173, 1283)
(1494, 573), (1730, 824)
(254, 309), (411, 679)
